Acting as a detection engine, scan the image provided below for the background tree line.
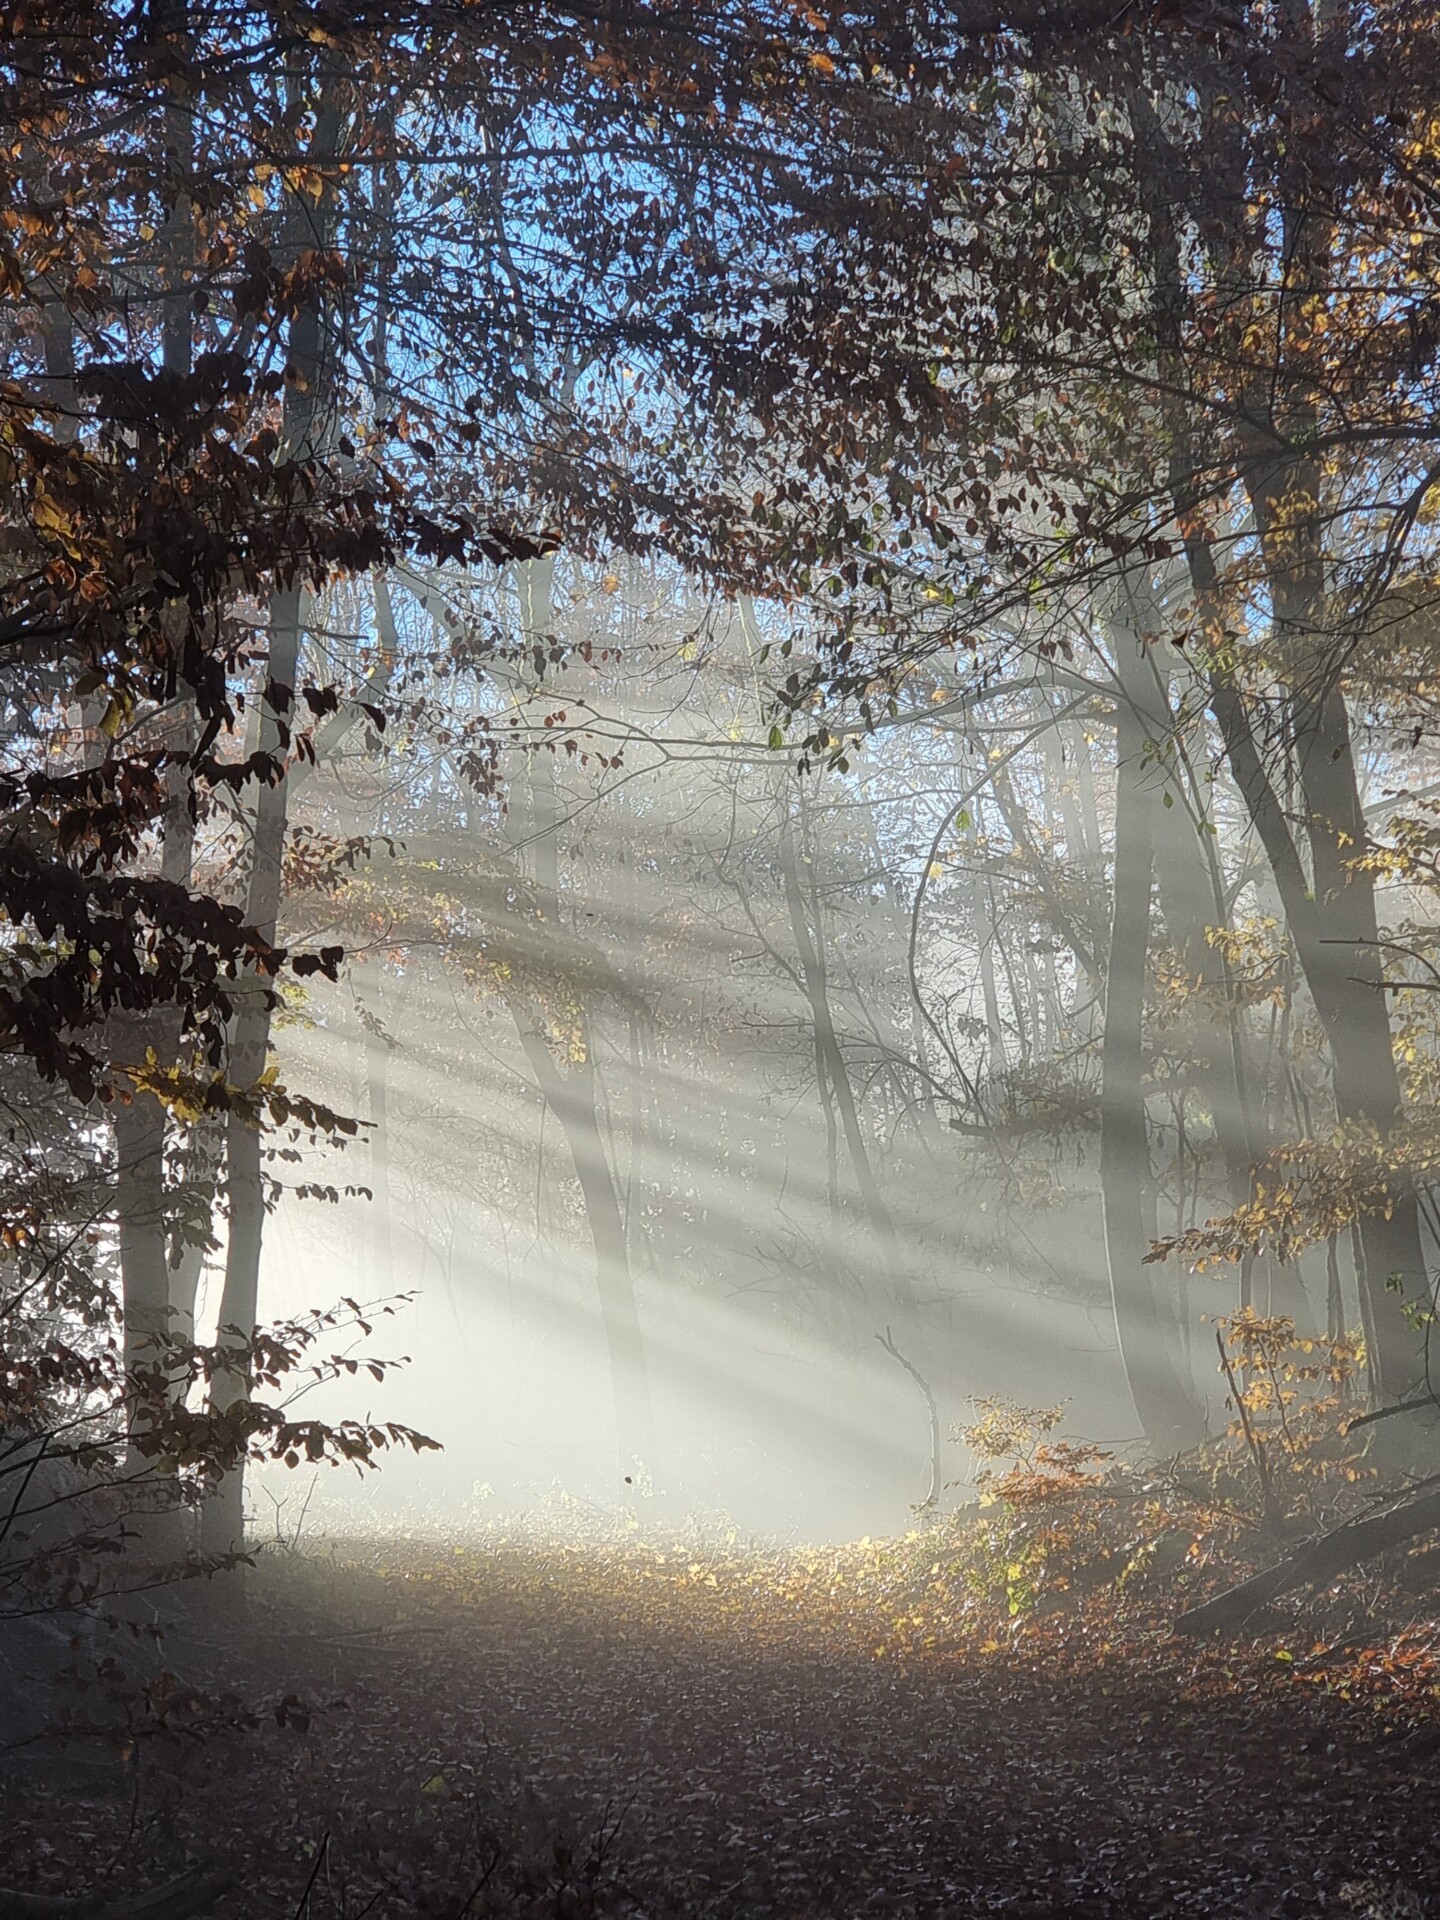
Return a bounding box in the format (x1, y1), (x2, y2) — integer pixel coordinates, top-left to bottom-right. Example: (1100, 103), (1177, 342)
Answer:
(3, 0), (1440, 1602)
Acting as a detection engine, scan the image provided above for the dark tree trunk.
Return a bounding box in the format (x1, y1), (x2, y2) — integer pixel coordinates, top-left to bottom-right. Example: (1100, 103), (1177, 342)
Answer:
(201, 583), (305, 1558)
(115, 1094), (169, 1438)
(1102, 652), (1207, 1459)
(1218, 439), (1429, 1403)
(202, 75), (345, 1555)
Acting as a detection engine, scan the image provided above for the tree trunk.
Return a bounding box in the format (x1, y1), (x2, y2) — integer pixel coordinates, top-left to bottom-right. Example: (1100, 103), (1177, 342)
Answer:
(115, 1094), (169, 1436)
(1201, 438), (1430, 1404)
(1140, 659), (1276, 1336)
(1295, 678), (1423, 1385)
(166, 1121), (217, 1356)
(779, 798), (912, 1314)
(516, 1021), (657, 1476)
(1146, 84), (1427, 1404)
(201, 584), (305, 1554)
(1102, 642), (1207, 1458)
(364, 965), (394, 1298)
(970, 834), (1008, 1088)
(503, 553), (658, 1478)
(115, 0), (199, 1448)
(202, 75), (344, 1555)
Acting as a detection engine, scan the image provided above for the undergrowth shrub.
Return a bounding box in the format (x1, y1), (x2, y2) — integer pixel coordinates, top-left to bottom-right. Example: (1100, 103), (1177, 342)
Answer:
(897, 1314), (1381, 1637)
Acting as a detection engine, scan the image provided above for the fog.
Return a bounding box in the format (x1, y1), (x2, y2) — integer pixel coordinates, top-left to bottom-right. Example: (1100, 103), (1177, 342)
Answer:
(213, 560), (1331, 1544)
(12, 12), (1440, 1913)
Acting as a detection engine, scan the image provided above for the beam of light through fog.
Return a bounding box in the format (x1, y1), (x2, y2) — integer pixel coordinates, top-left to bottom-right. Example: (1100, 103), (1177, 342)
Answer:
(212, 575), (1276, 1543)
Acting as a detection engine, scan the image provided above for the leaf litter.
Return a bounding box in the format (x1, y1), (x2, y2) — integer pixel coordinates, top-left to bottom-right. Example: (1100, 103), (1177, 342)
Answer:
(4, 1499), (1440, 1920)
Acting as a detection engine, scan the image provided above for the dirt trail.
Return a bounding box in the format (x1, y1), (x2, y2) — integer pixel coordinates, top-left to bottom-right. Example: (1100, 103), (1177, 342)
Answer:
(4, 1538), (1438, 1918)
(243, 1540), (1440, 1918)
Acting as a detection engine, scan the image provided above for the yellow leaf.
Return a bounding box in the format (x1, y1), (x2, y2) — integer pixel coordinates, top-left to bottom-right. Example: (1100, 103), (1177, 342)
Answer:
(283, 165), (325, 202)
(32, 485), (70, 537)
(421, 1774), (448, 1795)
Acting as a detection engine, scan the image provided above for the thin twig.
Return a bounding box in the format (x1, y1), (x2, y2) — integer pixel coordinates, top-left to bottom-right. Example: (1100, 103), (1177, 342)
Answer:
(876, 1327), (942, 1513)
(1216, 1329), (1282, 1531)
(292, 1835), (329, 1920)
(452, 1847), (502, 1920)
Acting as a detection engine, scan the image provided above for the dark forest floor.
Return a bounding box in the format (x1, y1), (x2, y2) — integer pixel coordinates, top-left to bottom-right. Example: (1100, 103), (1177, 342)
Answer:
(4, 1527), (1440, 1919)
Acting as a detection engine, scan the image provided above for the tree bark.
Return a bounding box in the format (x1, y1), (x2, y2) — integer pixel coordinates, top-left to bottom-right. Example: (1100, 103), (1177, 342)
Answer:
(1102, 640), (1207, 1458)
(1205, 464), (1429, 1404)
(202, 75), (345, 1556)
(115, 1091), (170, 1436)
(1292, 674), (1423, 1387)
(1143, 59), (1427, 1404)
(201, 585), (304, 1556)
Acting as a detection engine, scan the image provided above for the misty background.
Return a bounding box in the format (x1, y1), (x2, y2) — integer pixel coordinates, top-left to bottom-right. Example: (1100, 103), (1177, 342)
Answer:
(219, 553), (1397, 1543)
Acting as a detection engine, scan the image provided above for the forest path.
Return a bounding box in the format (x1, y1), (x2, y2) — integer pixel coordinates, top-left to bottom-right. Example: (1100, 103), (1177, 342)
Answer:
(228, 1534), (1440, 1919)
